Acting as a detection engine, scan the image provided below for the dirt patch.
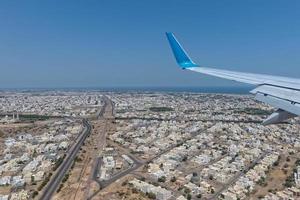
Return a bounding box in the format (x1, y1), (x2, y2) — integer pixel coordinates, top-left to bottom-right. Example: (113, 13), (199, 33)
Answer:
(251, 153), (298, 199)
(96, 176), (150, 200)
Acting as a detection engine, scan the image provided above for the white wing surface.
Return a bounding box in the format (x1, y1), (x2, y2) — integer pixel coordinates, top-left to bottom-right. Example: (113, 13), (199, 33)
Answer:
(166, 32), (300, 125)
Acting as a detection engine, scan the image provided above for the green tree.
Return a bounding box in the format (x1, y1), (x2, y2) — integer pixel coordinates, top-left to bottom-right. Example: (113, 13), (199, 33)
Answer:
(147, 192), (156, 199)
(158, 176), (166, 183)
(171, 176), (176, 182)
(31, 175), (35, 183)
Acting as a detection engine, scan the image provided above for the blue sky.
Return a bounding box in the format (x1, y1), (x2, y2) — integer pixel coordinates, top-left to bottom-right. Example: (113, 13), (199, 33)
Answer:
(0, 0), (300, 88)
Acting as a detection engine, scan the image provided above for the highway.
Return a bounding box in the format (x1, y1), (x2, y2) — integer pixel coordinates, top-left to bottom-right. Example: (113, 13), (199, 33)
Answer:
(82, 96), (113, 200)
(96, 98), (107, 119)
(39, 119), (92, 200)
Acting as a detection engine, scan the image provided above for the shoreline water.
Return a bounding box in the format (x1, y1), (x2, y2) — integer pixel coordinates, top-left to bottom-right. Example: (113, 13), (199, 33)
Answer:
(0, 86), (253, 94)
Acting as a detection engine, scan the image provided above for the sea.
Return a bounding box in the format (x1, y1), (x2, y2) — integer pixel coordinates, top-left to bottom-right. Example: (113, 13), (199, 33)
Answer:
(0, 86), (253, 94)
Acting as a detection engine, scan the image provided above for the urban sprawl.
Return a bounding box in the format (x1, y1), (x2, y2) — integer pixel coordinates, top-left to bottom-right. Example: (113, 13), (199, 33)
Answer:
(0, 91), (299, 200)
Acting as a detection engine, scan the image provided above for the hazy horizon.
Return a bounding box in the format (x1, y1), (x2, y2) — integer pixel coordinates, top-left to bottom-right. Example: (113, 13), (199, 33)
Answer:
(0, 85), (253, 95)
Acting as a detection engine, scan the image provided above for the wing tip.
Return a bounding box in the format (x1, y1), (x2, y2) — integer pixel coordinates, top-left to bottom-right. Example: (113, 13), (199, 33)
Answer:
(165, 32), (198, 69)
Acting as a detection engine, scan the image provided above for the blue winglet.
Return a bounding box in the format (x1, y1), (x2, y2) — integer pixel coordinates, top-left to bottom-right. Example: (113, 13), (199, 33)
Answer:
(166, 32), (198, 69)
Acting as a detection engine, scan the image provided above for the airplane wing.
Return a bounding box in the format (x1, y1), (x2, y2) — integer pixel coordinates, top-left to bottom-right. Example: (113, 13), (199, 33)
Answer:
(166, 32), (300, 125)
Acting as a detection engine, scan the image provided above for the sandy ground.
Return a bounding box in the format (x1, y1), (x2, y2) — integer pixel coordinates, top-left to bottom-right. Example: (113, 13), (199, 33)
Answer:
(54, 101), (116, 200)
(250, 152), (300, 199)
(95, 175), (150, 200)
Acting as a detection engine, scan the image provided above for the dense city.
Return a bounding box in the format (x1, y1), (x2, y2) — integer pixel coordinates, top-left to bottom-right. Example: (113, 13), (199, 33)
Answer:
(0, 91), (300, 200)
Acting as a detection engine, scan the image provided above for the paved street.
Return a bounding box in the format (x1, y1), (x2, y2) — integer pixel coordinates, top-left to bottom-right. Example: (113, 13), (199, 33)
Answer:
(39, 116), (97, 199)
